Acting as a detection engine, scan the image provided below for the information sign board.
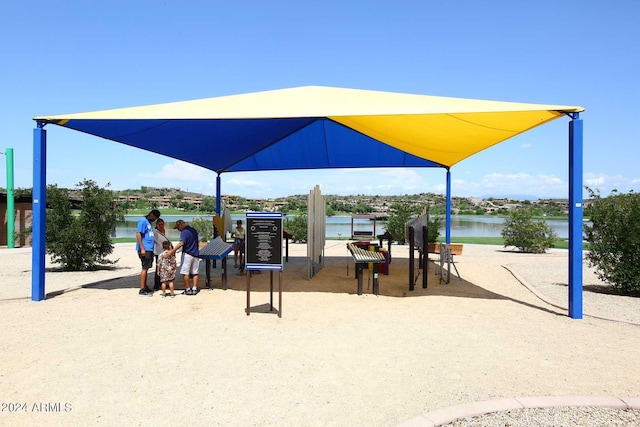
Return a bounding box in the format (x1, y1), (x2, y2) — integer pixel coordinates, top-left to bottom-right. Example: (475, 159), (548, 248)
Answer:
(245, 212), (283, 271)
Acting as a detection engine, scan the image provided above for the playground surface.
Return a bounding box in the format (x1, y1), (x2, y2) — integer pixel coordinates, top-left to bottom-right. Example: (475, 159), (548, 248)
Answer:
(0, 242), (638, 426)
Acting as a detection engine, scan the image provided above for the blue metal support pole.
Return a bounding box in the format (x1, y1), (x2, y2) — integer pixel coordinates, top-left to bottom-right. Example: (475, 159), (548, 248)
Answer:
(32, 124), (47, 301)
(216, 173), (221, 215)
(445, 168), (451, 244)
(568, 114), (583, 319)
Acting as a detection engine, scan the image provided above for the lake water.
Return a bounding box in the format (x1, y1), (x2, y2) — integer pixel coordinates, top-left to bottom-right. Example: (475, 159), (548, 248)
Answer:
(117, 214), (570, 240)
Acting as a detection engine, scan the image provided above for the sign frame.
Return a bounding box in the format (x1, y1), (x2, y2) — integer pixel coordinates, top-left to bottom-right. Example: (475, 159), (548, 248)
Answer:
(245, 212), (284, 271)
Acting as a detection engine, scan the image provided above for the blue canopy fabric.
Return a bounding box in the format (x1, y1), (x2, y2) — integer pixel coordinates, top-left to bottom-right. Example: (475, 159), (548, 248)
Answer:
(51, 117), (441, 173)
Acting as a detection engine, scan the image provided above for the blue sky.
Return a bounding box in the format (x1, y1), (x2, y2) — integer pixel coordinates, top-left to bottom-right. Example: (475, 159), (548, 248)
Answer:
(1, 1), (639, 200)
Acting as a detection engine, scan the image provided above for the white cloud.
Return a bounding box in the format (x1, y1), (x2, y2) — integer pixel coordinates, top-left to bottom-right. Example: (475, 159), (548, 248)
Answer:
(584, 173), (606, 187)
(584, 173), (640, 195)
(141, 160), (217, 182)
(129, 167), (640, 200)
(225, 177), (271, 192)
(450, 172), (568, 198)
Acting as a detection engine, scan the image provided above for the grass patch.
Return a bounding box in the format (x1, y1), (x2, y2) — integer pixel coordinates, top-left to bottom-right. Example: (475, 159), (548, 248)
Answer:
(112, 237), (137, 244)
(439, 236), (504, 245)
(433, 236), (586, 250)
(125, 209), (213, 216)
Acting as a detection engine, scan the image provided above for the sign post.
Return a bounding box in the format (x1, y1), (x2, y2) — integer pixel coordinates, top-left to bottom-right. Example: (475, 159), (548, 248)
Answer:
(245, 212), (283, 317)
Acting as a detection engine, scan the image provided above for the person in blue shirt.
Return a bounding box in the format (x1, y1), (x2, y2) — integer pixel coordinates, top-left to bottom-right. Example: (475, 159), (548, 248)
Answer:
(136, 209), (161, 296)
(170, 219), (201, 295)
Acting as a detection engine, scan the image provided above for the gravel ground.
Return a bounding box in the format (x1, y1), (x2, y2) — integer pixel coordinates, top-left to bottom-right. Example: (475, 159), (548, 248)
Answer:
(422, 245), (640, 426)
(443, 407), (640, 426)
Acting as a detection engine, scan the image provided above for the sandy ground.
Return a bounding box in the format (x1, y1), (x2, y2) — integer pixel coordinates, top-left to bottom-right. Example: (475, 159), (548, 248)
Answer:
(0, 241), (638, 426)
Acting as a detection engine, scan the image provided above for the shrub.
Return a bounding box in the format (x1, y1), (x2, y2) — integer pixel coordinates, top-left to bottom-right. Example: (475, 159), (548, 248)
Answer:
(284, 215), (308, 243)
(501, 208), (557, 253)
(584, 188), (640, 295)
(426, 214), (443, 244)
(189, 217), (214, 242)
(385, 202), (416, 244)
(46, 179), (123, 270)
(385, 203), (441, 245)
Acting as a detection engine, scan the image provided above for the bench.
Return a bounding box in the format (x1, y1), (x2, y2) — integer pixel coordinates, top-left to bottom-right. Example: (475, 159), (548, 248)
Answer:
(428, 243), (463, 256)
(352, 230), (375, 238)
(434, 243), (462, 283)
(346, 243), (387, 295)
(197, 237), (234, 290)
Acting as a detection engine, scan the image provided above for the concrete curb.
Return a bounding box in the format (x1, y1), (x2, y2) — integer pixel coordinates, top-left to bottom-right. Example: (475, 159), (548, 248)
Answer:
(397, 396), (640, 426)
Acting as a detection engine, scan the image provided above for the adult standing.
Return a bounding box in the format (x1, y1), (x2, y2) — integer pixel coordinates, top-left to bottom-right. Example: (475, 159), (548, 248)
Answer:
(231, 219), (245, 268)
(153, 218), (173, 291)
(170, 220), (201, 295)
(136, 209), (161, 296)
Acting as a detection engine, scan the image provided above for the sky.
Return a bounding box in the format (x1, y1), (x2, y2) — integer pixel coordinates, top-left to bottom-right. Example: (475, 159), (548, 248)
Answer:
(1, 1), (639, 200)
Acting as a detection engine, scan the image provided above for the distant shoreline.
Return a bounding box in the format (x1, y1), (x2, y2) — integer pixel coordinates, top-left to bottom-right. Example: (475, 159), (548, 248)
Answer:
(124, 209), (570, 221)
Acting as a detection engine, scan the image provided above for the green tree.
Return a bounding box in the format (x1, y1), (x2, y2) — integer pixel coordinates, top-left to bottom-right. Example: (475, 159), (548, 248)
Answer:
(426, 214), (443, 244)
(46, 179), (122, 270)
(429, 204), (446, 215)
(584, 188), (640, 295)
(179, 201), (197, 211)
(285, 198), (307, 213)
(134, 198), (147, 209)
(199, 197), (217, 213)
(354, 200), (374, 214)
(247, 200), (263, 211)
(189, 217), (214, 242)
(501, 208), (557, 253)
(284, 215), (308, 243)
(385, 202), (417, 244)
(116, 200), (132, 213)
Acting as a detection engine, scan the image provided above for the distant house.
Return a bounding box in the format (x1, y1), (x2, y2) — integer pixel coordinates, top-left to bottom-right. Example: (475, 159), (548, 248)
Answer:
(1, 193), (84, 247)
(1, 193), (33, 247)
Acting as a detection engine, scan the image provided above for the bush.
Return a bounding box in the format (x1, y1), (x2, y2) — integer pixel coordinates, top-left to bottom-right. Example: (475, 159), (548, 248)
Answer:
(501, 208), (557, 253)
(426, 214), (443, 244)
(584, 188), (640, 296)
(46, 179), (123, 270)
(189, 217), (214, 242)
(385, 202), (416, 244)
(284, 215), (308, 243)
(386, 202), (414, 245)
(385, 203), (441, 245)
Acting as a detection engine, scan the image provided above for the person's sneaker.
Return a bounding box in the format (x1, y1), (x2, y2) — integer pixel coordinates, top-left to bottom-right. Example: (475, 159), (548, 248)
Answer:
(161, 293), (166, 298)
(170, 293), (175, 298)
(183, 289), (192, 295)
(139, 288), (153, 297)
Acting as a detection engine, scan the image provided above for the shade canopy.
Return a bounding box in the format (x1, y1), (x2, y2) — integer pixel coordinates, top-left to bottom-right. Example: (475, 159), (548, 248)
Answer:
(34, 86), (584, 174)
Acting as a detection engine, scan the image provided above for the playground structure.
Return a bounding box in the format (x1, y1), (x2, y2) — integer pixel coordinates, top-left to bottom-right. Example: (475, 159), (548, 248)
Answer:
(346, 242), (387, 296)
(350, 214), (377, 239)
(405, 209), (461, 290)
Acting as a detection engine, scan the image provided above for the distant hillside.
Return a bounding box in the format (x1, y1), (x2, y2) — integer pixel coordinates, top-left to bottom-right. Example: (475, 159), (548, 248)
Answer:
(111, 187), (570, 217)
